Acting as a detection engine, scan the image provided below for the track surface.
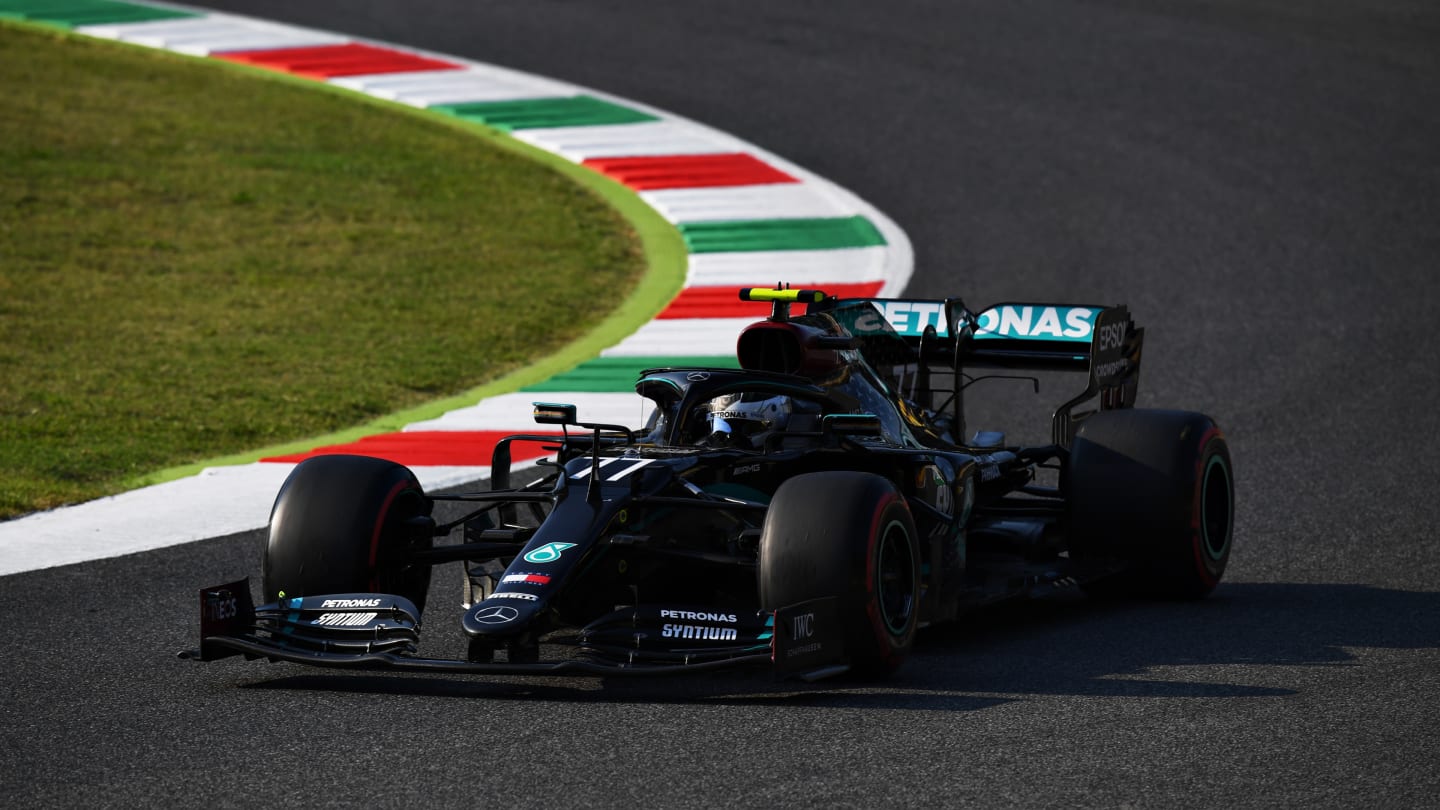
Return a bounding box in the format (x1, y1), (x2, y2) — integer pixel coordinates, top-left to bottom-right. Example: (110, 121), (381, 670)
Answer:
(4, 1), (1439, 805)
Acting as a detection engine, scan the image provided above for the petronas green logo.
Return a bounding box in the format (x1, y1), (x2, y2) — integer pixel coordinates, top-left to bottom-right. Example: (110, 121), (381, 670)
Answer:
(523, 542), (577, 564)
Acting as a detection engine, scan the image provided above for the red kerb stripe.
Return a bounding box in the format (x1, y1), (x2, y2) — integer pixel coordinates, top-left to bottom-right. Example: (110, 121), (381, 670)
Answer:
(260, 431), (561, 467)
(215, 43), (462, 78)
(581, 153), (798, 191)
(657, 282), (885, 320)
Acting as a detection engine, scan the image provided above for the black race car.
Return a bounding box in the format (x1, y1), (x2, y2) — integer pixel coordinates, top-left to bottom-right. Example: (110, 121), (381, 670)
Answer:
(187, 287), (1234, 680)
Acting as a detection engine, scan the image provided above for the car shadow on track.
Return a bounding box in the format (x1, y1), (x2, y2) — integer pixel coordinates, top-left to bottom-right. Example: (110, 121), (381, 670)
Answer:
(236, 581), (1440, 710)
(241, 671), (1018, 713)
(903, 581), (1440, 700)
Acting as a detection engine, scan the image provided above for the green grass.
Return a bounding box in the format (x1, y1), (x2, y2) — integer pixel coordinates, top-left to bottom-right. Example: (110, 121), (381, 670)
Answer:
(0, 22), (681, 519)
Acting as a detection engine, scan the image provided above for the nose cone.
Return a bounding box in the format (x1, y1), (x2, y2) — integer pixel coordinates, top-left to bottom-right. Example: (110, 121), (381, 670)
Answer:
(463, 598), (541, 636)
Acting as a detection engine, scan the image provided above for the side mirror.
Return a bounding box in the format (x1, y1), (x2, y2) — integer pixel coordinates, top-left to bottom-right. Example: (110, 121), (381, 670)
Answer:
(533, 402), (578, 426)
(822, 413), (883, 438)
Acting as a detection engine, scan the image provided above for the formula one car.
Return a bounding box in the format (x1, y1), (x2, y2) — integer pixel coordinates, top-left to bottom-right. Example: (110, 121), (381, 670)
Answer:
(187, 287), (1234, 680)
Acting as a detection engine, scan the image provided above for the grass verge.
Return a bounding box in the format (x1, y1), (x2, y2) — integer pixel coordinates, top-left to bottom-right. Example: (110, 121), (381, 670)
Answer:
(0, 22), (684, 519)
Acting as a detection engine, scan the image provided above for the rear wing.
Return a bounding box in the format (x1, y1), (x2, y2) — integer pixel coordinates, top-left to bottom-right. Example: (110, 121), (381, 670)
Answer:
(821, 297), (1144, 446)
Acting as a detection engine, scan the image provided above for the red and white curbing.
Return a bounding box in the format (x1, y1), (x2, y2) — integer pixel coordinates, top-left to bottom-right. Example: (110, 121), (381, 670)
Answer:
(0, 4), (911, 576)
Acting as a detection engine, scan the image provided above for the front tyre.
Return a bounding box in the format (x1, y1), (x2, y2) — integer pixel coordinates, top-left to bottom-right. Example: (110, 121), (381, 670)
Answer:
(759, 471), (921, 677)
(1067, 409), (1235, 599)
(263, 454), (434, 613)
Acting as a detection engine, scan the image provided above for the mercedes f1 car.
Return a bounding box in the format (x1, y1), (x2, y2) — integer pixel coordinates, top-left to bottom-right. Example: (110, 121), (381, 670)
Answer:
(187, 287), (1234, 680)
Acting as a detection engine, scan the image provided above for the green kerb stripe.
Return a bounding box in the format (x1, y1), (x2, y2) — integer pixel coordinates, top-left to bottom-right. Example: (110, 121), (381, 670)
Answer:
(679, 216), (886, 253)
(0, 0), (197, 26)
(430, 95), (658, 132)
(523, 356), (738, 393)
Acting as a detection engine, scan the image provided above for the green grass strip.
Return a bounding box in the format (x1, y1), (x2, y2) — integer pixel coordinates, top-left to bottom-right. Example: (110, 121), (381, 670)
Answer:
(0, 21), (686, 511)
(522, 356), (739, 393)
(680, 216), (887, 253)
(0, 0), (195, 27)
(431, 95), (659, 131)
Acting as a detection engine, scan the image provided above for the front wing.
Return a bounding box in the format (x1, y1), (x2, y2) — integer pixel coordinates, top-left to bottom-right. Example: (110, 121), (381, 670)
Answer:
(182, 579), (847, 681)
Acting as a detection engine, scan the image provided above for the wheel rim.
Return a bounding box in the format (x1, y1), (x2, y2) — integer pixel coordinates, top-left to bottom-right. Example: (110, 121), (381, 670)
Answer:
(876, 519), (916, 635)
(1200, 455), (1233, 561)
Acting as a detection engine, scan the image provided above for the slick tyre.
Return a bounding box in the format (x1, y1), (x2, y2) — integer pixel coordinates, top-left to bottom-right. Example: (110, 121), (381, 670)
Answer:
(759, 471), (920, 677)
(1067, 409), (1235, 599)
(263, 454), (434, 613)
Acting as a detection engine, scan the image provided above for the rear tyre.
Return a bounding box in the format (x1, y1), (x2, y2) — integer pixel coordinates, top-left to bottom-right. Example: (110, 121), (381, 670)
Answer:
(759, 471), (920, 677)
(263, 454), (434, 613)
(1067, 409), (1234, 599)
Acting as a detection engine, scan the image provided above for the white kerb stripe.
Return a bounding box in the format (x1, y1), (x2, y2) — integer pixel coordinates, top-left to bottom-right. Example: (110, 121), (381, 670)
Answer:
(684, 247), (889, 288)
(640, 183), (859, 224)
(329, 67), (577, 107)
(0, 463), (292, 576)
(512, 121), (748, 162)
(600, 318), (755, 358)
(77, 17), (254, 40)
(79, 17), (347, 55)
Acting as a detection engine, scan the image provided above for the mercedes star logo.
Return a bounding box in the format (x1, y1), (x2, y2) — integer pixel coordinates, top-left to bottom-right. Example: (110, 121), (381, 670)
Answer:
(472, 605), (519, 625)
(686, 371), (710, 382)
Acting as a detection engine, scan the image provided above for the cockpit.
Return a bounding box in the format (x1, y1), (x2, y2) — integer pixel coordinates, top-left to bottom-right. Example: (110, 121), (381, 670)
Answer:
(632, 300), (923, 450)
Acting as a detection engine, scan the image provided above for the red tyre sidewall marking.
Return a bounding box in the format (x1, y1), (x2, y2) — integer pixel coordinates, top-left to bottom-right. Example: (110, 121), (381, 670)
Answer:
(865, 490), (910, 663)
(1190, 426), (1225, 587)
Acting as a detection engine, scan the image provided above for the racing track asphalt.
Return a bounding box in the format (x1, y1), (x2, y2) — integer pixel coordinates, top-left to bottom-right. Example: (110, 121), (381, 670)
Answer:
(3, 1), (1439, 806)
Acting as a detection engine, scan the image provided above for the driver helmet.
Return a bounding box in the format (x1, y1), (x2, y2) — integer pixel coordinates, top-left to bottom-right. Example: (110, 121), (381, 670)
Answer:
(702, 392), (792, 447)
